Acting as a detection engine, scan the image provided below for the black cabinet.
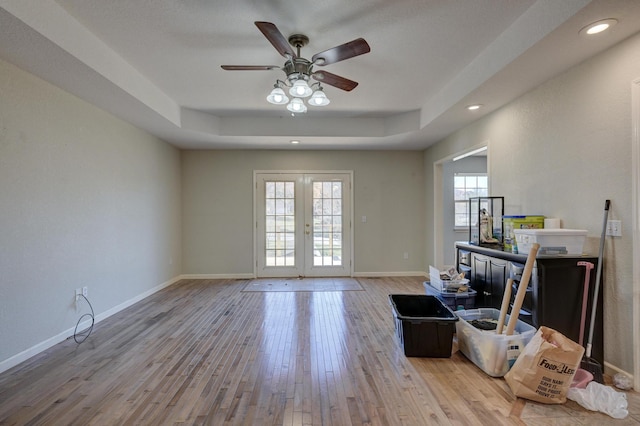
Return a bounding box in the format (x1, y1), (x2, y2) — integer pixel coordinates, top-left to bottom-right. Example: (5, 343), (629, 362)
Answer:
(489, 257), (508, 309)
(470, 254), (489, 306)
(468, 254), (508, 308)
(455, 242), (603, 365)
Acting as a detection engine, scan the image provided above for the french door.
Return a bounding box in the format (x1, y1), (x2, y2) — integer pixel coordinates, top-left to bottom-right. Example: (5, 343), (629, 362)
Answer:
(255, 172), (352, 277)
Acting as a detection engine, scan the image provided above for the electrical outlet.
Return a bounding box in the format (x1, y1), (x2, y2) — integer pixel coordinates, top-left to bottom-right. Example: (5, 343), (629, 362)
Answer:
(403, 252), (409, 260)
(82, 286), (88, 297)
(606, 220), (622, 237)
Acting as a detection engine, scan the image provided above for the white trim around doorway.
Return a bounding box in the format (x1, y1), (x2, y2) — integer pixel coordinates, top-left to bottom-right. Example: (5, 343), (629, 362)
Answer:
(253, 170), (355, 278)
(632, 78), (640, 391)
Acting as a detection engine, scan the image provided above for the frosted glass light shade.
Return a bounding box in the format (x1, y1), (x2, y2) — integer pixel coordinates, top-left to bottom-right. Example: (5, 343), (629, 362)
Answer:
(308, 90), (330, 106)
(266, 87), (289, 105)
(286, 98), (307, 113)
(289, 79), (313, 97)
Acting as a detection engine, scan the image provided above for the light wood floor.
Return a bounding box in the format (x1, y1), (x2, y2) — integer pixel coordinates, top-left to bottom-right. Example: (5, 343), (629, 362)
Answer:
(0, 277), (638, 425)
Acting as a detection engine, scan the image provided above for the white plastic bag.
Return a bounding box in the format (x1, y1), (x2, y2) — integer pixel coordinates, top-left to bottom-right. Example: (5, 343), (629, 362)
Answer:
(566, 381), (628, 419)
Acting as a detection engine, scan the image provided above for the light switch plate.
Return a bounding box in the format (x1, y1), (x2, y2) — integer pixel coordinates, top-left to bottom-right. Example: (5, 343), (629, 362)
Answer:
(606, 220), (621, 237)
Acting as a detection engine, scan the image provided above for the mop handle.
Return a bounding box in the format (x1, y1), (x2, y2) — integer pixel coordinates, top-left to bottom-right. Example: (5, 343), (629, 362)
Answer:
(586, 199), (609, 358)
(577, 261), (594, 347)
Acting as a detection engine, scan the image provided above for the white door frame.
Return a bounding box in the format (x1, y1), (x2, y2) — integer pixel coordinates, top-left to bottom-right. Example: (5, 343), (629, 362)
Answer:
(632, 78), (640, 391)
(253, 170), (354, 278)
(433, 143), (490, 267)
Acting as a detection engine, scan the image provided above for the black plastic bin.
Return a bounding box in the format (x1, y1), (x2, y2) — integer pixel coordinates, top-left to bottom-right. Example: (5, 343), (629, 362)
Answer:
(389, 294), (458, 357)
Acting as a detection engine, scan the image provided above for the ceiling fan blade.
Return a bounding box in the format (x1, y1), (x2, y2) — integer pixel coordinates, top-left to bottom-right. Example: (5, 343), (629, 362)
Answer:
(221, 65), (280, 71)
(255, 21), (296, 59)
(312, 71), (358, 91)
(311, 38), (370, 65)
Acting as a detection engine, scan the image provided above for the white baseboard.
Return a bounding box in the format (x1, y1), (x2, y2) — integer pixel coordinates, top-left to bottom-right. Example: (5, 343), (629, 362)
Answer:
(180, 273), (255, 280)
(604, 362), (635, 388)
(0, 326), (79, 375)
(94, 276), (182, 323)
(182, 273), (429, 279)
(181, 272), (429, 279)
(352, 271), (428, 278)
(0, 275), (182, 375)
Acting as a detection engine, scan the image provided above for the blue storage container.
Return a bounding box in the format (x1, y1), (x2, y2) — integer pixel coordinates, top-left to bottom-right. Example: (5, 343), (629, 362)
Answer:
(423, 281), (477, 310)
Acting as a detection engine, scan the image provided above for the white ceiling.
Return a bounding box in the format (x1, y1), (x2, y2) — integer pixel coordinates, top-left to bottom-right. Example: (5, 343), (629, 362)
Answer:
(1, 0), (640, 150)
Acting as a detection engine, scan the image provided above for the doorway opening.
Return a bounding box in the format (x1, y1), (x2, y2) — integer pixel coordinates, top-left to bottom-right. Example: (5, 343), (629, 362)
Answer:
(433, 144), (488, 267)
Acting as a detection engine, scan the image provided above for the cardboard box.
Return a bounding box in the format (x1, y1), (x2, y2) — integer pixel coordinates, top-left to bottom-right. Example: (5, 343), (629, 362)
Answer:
(428, 265), (469, 292)
(503, 215), (545, 251)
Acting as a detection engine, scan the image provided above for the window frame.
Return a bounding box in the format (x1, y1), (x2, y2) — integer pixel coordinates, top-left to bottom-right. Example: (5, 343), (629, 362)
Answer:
(453, 173), (488, 230)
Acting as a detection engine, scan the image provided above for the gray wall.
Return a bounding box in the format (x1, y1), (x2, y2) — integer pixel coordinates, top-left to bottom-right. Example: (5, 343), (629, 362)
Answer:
(181, 150), (426, 276)
(0, 58), (182, 369)
(424, 32), (640, 375)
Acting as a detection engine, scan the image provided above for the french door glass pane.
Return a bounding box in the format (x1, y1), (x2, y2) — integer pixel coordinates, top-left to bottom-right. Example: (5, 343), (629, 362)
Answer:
(312, 181), (342, 266)
(265, 181), (295, 266)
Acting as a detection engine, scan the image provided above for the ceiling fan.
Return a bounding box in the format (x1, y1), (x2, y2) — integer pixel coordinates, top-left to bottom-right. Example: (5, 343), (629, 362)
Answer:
(221, 21), (370, 113)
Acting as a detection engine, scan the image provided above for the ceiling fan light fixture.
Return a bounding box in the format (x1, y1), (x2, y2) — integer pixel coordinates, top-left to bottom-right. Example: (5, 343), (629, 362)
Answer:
(308, 88), (330, 106)
(286, 97), (307, 113)
(266, 87), (289, 105)
(289, 78), (313, 98)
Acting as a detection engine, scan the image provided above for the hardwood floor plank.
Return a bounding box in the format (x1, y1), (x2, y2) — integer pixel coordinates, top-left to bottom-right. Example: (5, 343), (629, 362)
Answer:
(1, 277), (638, 425)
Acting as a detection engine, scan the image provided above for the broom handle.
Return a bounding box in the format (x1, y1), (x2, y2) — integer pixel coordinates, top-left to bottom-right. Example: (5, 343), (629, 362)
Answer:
(495, 278), (513, 335)
(506, 243), (540, 335)
(586, 200), (609, 358)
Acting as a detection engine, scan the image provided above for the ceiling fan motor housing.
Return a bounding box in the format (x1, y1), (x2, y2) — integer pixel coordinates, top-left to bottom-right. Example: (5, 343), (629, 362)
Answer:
(284, 58), (313, 83)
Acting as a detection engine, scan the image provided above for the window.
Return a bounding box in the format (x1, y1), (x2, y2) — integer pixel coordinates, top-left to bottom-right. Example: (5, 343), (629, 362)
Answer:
(454, 173), (488, 227)
(312, 181), (342, 266)
(265, 181), (296, 266)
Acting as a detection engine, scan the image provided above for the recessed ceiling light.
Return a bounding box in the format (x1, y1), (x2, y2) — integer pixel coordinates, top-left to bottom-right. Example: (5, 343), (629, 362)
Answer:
(467, 104), (483, 111)
(290, 140), (300, 144)
(579, 18), (617, 36)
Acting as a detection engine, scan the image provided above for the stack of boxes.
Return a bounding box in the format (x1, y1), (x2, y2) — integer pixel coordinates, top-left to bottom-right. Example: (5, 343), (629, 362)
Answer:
(503, 215), (545, 252)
